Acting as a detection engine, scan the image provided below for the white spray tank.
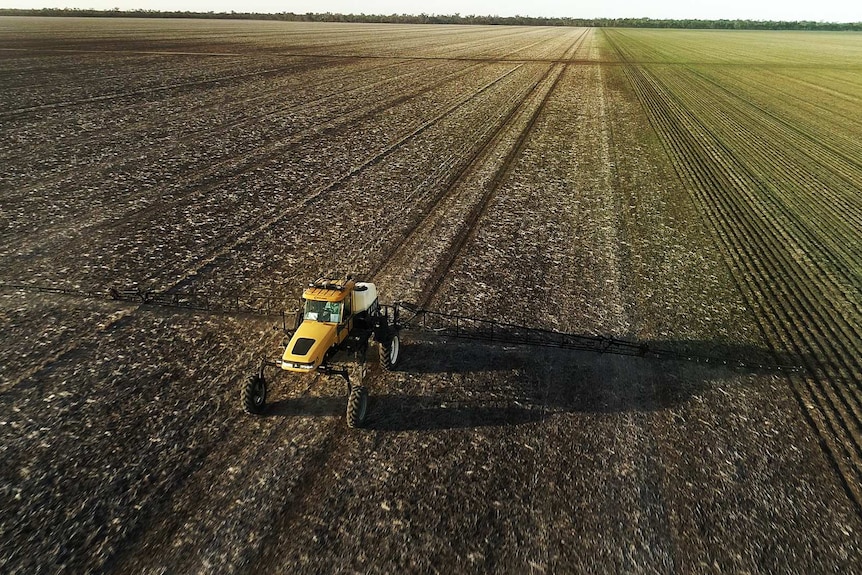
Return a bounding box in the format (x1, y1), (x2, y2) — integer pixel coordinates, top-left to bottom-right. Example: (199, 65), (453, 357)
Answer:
(353, 282), (379, 314)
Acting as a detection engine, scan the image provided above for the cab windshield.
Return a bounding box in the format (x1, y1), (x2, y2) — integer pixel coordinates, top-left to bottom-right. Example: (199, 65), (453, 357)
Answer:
(304, 299), (342, 323)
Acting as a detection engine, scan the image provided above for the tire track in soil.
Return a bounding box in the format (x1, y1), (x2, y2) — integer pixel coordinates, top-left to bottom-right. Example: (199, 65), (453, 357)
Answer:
(224, 61), (555, 303)
(0, 56), (405, 172)
(97, 33), (586, 571)
(99, 62), (534, 571)
(153, 63), (528, 295)
(604, 31), (862, 513)
(245, 29), (588, 573)
(0, 58), (492, 252)
(101, 365), (341, 574)
(371, 29), (589, 309)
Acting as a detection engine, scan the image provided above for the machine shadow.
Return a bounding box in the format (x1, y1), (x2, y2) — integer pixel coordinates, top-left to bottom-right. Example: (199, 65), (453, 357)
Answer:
(267, 336), (804, 432)
(373, 336), (805, 431)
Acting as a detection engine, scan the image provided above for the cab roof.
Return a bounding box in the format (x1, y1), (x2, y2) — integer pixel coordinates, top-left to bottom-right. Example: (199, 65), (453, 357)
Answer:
(302, 277), (355, 302)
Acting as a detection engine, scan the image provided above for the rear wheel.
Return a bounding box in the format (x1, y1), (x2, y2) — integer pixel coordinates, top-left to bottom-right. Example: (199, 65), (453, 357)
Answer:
(380, 334), (400, 371)
(242, 374), (267, 414)
(346, 385), (368, 428)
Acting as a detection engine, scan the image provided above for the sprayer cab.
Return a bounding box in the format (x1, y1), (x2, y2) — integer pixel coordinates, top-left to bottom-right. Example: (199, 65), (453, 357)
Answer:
(278, 278), (383, 373)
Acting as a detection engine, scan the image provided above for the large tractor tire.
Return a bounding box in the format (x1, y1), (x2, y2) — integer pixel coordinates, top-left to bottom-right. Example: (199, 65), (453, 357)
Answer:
(242, 374), (267, 415)
(380, 333), (400, 372)
(346, 385), (368, 428)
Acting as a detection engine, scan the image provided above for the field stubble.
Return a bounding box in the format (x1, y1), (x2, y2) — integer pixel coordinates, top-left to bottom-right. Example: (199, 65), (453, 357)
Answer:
(1, 19), (861, 574)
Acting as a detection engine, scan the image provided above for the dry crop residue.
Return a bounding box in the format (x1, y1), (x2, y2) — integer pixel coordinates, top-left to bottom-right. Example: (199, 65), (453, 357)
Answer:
(1, 19), (861, 573)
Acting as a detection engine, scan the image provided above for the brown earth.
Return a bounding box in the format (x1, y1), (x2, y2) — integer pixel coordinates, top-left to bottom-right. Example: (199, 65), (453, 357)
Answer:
(1, 18), (860, 573)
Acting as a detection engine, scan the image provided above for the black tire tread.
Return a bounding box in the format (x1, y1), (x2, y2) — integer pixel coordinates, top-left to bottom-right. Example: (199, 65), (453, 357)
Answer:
(380, 334), (400, 372)
(346, 385), (368, 428)
(242, 374), (266, 415)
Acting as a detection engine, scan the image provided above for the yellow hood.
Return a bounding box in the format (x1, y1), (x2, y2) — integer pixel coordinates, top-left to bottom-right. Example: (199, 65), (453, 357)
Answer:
(280, 320), (338, 372)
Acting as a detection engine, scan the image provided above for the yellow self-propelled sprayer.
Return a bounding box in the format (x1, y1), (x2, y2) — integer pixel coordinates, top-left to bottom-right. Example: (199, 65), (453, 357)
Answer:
(242, 276), (400, 428)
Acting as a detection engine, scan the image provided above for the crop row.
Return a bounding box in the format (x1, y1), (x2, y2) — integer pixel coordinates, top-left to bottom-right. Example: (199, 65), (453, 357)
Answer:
(605, 30), (862, 509)
(657, 68), (862, 288)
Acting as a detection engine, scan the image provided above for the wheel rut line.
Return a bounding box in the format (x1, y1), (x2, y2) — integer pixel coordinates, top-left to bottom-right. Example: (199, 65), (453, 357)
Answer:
(104, 56), (544, 563)
(99, 412), (263, 573)
(1, 57), (417, 172)
(245, 419), (348, 570)
(365, 64), (555, 282)
(1, 59), (498, 251)
(105, 398), (338, 573)
(417, 66), (568, 310)
(411, 30), (588, 310)
(99, 329), (317, 570)
(158, 64), (527, 295)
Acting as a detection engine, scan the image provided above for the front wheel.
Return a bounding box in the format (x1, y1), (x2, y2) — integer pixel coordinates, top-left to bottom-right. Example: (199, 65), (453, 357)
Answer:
(242, 374), (267, 414)
(380, 334), (400, 371)
(346, 385), (368, 428)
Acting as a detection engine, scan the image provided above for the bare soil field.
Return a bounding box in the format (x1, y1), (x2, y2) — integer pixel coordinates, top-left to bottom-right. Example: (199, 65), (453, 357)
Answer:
(1, 18), (861, 573)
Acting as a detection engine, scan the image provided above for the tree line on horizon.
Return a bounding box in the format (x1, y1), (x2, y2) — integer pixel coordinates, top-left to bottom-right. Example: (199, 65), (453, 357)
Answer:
(1, 8), (860, 31)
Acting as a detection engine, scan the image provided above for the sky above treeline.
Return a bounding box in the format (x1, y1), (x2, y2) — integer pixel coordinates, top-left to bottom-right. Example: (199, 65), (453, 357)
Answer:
(5, 0), (861, 22)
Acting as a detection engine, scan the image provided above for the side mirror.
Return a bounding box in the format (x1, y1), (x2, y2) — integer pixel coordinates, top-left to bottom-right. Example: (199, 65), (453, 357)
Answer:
(276, 308), (304, 334)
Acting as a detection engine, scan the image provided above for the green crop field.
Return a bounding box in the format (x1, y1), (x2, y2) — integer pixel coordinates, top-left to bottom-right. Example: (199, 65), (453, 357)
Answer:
(607, 28), (862, 505)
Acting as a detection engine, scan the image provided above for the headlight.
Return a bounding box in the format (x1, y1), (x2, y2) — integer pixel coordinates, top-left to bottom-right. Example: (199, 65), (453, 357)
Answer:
(280, 360), (315, 370)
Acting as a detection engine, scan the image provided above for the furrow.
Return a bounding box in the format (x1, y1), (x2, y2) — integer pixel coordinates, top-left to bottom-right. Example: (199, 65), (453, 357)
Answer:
(608, 36), (862, 510)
